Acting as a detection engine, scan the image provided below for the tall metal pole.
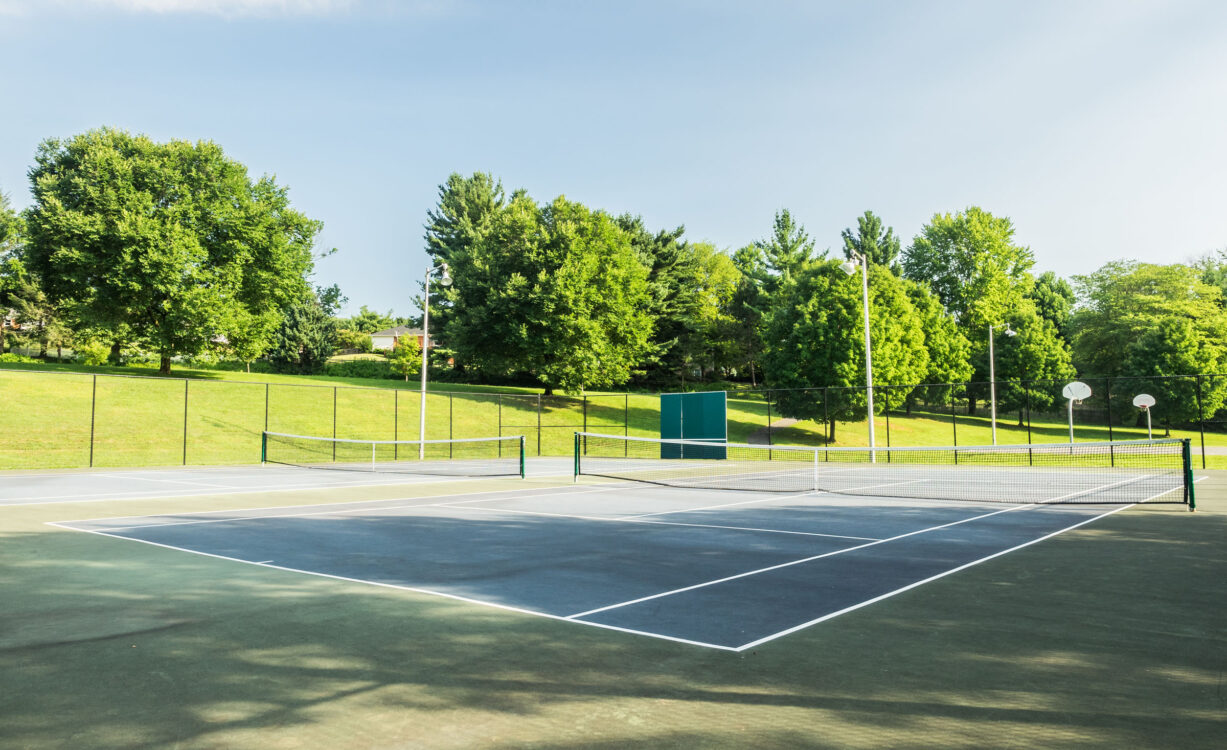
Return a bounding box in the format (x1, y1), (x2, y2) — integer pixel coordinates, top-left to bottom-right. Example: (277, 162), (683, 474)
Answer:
(419, 271), (430, 459)
(858, 252), (875, 461)
(989, 324), (998, 445)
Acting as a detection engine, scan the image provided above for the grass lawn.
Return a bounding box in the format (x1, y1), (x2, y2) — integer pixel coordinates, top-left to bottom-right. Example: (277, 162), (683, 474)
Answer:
(2, 363), (1224, 470)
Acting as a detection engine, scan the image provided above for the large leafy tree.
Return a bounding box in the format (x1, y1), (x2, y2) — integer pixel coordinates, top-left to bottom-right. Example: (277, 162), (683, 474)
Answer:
(841, 210), (901, 271)
(904, 207), (1072, 410)
(24, 128), (319, 373)
(1028, 270), (1075, 342)
(762, 261), (928, 439)
(444, 194), (654, 394)
(1071, 261), (1227, 424)
(904, 280), (973, 407)
(902, 206), (1034, 328)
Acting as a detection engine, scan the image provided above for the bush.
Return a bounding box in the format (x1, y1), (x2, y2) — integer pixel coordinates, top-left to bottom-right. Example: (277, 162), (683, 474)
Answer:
(74, 341), (110, 366)
(323, 358), (393, 379)
(0, 353), (37, 364)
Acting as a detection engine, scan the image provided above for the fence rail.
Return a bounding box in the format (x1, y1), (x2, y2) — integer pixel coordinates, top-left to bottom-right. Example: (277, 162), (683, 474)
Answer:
(2, 367), (1226, 470)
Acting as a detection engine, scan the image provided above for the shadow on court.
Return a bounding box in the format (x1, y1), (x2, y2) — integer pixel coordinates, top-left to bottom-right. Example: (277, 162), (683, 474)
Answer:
(1, 482), (1224, 749)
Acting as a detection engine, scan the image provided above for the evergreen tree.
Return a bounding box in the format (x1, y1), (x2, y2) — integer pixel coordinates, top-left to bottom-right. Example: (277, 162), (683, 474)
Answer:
(841, 210), (901, 272)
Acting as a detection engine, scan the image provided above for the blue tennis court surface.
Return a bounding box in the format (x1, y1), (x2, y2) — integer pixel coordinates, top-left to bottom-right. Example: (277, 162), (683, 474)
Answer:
(48, 479), (1134, 651)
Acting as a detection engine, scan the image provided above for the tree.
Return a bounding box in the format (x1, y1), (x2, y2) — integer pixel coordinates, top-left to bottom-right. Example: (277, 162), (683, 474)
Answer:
(444, 194), (654, 394)
(904, 280), (973, 409)
(1028, 271), (1075, 342)
(988, 299), (1076, 419)
(756, 209), (822, 286)
(762, 261), (928, 440)
(670, 242), (742, 384)
(1071, 261), (1227, 424)
(422, 172), (510, 345)
(387, 335), (421, 381)
(902, 206), (1034, 329)
(343, 306), (397, 334)
(841, 210), (901, 271)
(267, 286), (344, 374)
(0, 191), (26, 353)
(335, 328), (374, 353)
(728, 245), (768, 385)
(23, 128), (319, 374)
(615, 215), (692, 383)
(10, 279), (73, 361)
(903, 207), (1072, 413)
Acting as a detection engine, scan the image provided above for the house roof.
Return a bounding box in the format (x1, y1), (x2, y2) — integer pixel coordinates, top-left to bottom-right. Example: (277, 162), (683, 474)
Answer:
(371, 326), (424, 337)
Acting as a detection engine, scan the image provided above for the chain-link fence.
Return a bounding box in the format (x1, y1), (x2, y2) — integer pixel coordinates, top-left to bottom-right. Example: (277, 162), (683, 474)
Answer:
(2, 368), (1225, 470)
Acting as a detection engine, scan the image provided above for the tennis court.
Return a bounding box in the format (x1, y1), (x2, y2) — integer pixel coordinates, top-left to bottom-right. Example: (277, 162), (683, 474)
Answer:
(46, 434), (1194, 651)
(5, 430), (1224, 749)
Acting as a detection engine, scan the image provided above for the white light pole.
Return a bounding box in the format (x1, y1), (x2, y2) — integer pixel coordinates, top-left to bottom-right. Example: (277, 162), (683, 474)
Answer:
(419, 262), (451, 459)
(988, 323), (1017, 445)
(841, 251), (874, 461)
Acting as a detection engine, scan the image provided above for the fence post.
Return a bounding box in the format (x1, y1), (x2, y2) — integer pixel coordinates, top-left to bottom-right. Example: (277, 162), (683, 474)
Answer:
(765, 391), (774, 445)
(394, 389), (399, 461)
(883, 386), (891, 453)
(950, 384), (957, 447)
(332, 386), (337, 461)
(89, 374), (97, 467)
(264, 383), (269, 433)
(449, 394), (454, 457)
(536, 394), (542, 456)
(624, 394), (629, 454)
(182, 379), (189, 465)
(1196, 374), (1206, 468)
(1024, 381), (1033, 466)
(1104, 377), (1115, 467)
(583, 396), (588, 434)
(822, 388), (829, 450)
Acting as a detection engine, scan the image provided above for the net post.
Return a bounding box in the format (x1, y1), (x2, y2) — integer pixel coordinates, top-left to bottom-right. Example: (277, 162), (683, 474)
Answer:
(371, 441), (376, 472)
(812, 447), (819, 493)
(1183, 438), (1196, 511)
(520, 435), (526, 479)
(573, 432), (580, 482)
(260, 431), (267, 465)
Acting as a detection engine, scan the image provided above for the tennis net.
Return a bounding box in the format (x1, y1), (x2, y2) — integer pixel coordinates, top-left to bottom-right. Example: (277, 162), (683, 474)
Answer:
(574, 432), (1193, 507)
(263, 432), (525, 478)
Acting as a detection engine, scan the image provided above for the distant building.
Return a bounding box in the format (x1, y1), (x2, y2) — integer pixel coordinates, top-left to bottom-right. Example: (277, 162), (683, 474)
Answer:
(370, 326), (431, 352)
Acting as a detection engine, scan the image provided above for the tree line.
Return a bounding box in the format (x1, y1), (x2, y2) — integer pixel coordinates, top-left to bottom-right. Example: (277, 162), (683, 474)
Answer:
(2, 129), (1226, 428)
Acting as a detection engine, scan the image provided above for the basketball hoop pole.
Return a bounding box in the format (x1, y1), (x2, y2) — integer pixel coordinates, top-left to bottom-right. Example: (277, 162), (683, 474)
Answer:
(1068, 397), (1075, 444)
(1145, 407), (1152, 439)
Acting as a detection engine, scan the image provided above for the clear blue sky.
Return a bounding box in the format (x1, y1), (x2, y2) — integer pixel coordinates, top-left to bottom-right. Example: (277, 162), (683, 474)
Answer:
(2, 0), (1224, 317)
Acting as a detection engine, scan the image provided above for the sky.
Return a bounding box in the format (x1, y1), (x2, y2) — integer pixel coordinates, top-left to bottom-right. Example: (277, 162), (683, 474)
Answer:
(1, 0), (1224, 317)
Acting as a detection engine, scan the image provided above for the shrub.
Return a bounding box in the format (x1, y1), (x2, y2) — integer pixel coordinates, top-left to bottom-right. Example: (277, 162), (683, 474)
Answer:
(0, 353), (37, 364)
(323, 358), (393, 379)
(74, 341), (110, 366)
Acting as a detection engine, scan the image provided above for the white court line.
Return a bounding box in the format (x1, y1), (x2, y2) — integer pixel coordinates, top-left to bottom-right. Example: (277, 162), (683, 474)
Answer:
(434, 503), (882, 542)
(563, 475), (1155, 621)
(620, 478), (926, 520)
(2, 467), (576, 507)
(563, 502), (1037, 620)
(53, 484), (649, 532)
(96, 472), (237, 489)
(733, 480), (1199, 650)
(42, 522), (739, 652)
